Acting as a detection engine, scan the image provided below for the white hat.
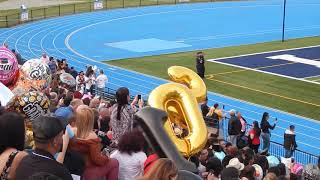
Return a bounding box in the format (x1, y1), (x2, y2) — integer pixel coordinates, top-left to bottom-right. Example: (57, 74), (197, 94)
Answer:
(226, 158), (244, 171)
(252, 164), (263, 180)
(229, 109), (236, 114)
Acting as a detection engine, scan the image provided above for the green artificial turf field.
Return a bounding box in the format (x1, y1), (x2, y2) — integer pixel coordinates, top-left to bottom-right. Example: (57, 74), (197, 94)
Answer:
(106, 36), (320, 120)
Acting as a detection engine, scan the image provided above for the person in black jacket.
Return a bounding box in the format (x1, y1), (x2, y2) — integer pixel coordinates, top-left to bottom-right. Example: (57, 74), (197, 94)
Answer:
(196, 52), (205, 78)
(228, 109), (241, 146)
(284, 125), (297, 158)
(260, 112), (277, 155)
(201, 97), (210, 118)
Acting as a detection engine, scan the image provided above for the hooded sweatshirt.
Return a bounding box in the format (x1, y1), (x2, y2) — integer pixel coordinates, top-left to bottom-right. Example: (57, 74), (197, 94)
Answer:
(283, 129), (297, 150)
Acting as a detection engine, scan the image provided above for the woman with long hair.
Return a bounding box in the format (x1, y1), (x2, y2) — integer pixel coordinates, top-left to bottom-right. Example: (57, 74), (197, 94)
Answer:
(110, 87), (143, 145)
(139, 158), (178, 180)
(84, 66), (96, 95)
(260, 112), (277, 155)
(69, 105), (119, 180)
(249, 121), (261, 154)
(76, 71), (85, 93)
(0, 112), (27, 180)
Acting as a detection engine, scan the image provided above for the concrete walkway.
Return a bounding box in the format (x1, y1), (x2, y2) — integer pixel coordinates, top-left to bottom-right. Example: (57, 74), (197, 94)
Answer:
(0, 0), (84, 10)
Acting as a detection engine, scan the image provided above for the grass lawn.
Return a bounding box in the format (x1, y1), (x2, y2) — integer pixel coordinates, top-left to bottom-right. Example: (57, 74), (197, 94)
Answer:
(106, 36), (320, 120)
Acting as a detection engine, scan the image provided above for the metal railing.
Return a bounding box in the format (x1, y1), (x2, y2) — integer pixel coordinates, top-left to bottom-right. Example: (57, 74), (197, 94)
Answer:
(97, 87), (318, 165)
(217, 117), (319, 165)
(0, 0), (235, 28)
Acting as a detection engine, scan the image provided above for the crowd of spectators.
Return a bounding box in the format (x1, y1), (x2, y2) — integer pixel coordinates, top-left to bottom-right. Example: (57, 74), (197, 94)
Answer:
(0, 46), (320, 180)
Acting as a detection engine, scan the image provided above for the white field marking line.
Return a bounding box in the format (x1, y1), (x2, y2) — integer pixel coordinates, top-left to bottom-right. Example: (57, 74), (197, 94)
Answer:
(0, 9), (109, 37)
(15, 21), (320, 122)
(49, 23), (161, 88)
(207, 60), (320, 85)
(19, 17), (89, 56)
(29, 14), (111, 58)
(2, 15), (83, 49)
(40, 15), (109, 57)
(62, 1), (320, 130)
(31, 13), (165, 86)
(64, 2), (288, 62)
(208, 45), (320, 61)
(305, 74), (320, 79)
(1, 39), (41, 49)
(4, 40), (41, 49)
(177, 25), (320, 43)
(1, 1), (316, 85)
(5, 39), (41, 47)
(12, 2), (319, 134)
(176, 29), (280, 43)
(5, 11), (113, 53)
(63, 3), (287, 83)
(1, 2), (281, 39)
(66, 31), (320, 146)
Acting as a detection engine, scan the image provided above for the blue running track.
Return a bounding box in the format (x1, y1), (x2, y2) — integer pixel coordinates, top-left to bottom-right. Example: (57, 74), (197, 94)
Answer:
(0, 0), (319, 157)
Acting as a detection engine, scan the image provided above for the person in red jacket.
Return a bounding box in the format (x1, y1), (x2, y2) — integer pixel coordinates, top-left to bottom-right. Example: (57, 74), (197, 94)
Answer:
(69, 105), (119, 180)
(249, 121), (261, 154)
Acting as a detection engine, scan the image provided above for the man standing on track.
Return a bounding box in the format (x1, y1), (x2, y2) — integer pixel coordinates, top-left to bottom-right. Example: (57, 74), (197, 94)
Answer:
(196, 52), (205, 78)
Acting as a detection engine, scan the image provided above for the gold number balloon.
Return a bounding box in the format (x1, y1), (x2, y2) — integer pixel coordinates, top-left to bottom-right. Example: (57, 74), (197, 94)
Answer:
(148, 66), (208, 157)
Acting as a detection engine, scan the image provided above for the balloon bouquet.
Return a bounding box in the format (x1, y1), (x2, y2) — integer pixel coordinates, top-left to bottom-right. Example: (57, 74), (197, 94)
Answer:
(0, 48), (51, 148)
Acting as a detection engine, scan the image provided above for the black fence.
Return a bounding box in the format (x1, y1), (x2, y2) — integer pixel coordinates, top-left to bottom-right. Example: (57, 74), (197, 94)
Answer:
(0, 0), (234, 28)
(100, 86), (318, 165)
(219, 117), (319, 165)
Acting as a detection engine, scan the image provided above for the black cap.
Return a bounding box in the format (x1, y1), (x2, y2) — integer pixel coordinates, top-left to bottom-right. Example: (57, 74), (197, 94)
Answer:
(32, 115), (68, 143)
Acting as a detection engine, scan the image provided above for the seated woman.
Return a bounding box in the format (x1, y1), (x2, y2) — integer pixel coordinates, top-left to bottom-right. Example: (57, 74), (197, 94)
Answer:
(110, 129), (147, 180)
(69, 105), (119, 180)
(0, 112), (27, 180)
(139, 158), (178, 180)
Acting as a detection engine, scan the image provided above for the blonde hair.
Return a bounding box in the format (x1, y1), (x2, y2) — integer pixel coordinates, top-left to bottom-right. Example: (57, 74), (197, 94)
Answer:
(264, 173), (277, 180)
(70, 99), (83, 108)
(76, 105), (94, 139)
(140, 158), (178, 180)
(206, 107), (215, 117)
(89, 98), (100, 109)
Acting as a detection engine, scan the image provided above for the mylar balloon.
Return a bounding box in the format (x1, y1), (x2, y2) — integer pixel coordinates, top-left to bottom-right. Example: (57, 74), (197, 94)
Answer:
(0, 48), (18, 86)
(148, 66), (208, 157)
(21, 59), (52, 89)
(60, 73), (76, 87)
(6, 91), (50, 121)
(11, 70), (46, 95)
(0, 82), (14, 106)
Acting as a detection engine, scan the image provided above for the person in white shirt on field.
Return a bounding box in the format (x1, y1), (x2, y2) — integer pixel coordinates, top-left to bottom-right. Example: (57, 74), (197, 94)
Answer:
(95, 69), (108, 98)
(110, 129), (147, 180)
